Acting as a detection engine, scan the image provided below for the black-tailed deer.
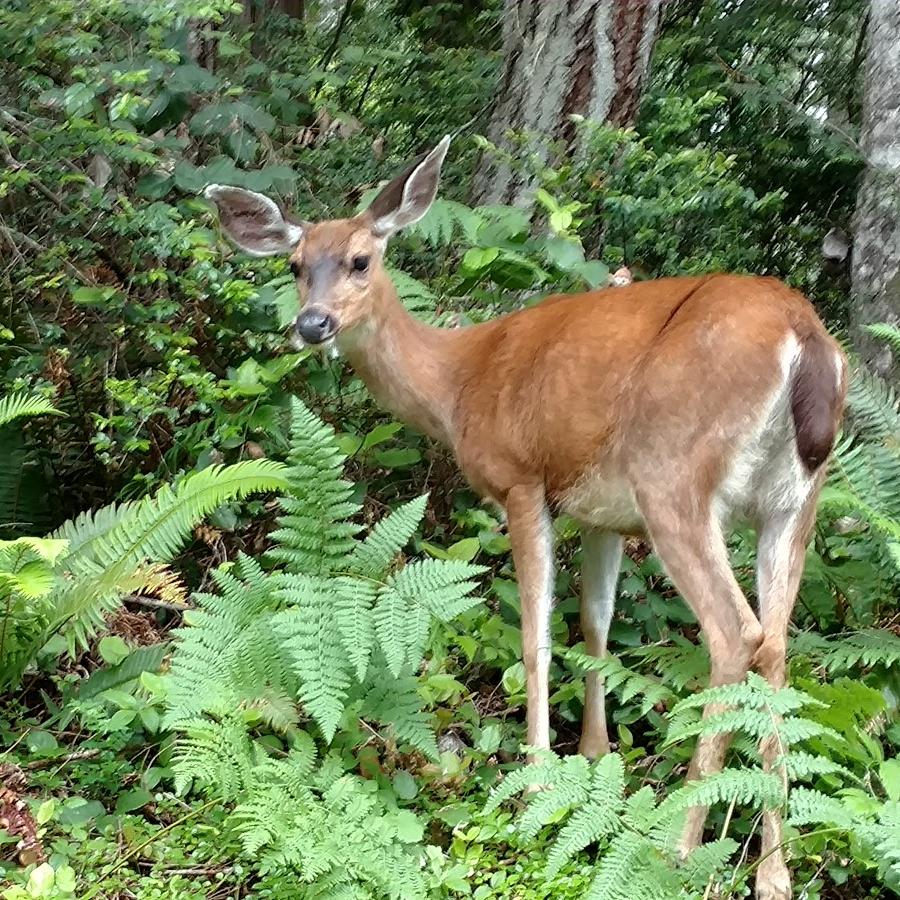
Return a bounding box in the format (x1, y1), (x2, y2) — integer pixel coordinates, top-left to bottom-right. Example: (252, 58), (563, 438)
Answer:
(205, 137), (847, 899)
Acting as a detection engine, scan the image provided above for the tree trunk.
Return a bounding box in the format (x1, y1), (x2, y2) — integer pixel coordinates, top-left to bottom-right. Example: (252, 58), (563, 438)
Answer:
(475, 0), (665, 206)
(277, 0), (305, 18)
(851, 0), (900, 375)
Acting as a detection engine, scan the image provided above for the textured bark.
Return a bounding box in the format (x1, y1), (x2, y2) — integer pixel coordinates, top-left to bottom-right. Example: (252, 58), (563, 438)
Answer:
(277, 0), (305, 17)
(476, 0), (665, 206)
(851, 0), (900, 375)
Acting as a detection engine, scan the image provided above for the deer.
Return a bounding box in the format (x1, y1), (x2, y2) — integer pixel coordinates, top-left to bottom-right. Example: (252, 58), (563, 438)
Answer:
(204, 136), (847, 900)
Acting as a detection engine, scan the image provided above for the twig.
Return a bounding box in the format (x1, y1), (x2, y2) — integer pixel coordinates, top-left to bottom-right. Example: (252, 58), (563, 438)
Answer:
(0, 221), (96, 283)
(79, 798), (222, 897)
(125, 594), (189, 614)
(23, 749), (101, 771)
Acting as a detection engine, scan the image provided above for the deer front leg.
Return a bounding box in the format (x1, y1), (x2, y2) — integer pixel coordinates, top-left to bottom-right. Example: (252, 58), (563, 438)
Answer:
(505, 484), (555, 756)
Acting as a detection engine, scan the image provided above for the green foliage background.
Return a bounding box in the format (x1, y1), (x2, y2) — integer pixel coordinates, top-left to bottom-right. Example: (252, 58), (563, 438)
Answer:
(0, 1), (898, 898)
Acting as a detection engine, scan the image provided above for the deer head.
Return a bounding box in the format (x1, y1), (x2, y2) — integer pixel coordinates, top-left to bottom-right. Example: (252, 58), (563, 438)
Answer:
(203, 135), (450, 346)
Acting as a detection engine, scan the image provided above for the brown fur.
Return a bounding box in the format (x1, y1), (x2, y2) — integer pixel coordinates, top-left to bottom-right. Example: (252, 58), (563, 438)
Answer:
(211, 174), (849, 900)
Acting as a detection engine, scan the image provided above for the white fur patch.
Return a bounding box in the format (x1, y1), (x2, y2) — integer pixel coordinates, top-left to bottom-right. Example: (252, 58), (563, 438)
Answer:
(580, 531), (622, 643)
(559, 472), (643, 534)
(534, 505), (555, 665)
(715, 334), (814, 525)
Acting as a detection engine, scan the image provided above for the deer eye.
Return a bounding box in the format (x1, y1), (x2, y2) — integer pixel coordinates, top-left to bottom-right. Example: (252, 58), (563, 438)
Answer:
(289, 260), (301, 278)
(351, 255), (370, 273)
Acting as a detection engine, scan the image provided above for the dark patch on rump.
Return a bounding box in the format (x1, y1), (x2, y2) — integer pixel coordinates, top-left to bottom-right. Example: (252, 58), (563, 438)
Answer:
(790, 332), (842, 472)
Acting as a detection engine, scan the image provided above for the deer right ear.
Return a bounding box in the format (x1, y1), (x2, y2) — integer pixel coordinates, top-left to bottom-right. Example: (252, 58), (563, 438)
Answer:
(204, 185), (303, 257)
(366, 135), (450, 239)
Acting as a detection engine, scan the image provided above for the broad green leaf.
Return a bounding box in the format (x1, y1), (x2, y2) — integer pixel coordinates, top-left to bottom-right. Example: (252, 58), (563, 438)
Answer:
(880, 758), (900, 802)
(462, 247), (500, 270)
(98, 635), (130, 665)
(446, 538), (480, 562)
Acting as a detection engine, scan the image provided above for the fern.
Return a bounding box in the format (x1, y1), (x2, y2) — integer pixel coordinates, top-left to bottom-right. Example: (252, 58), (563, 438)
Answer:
(846, 364), (900, 442)
(565, 647), (675, 714)
(237, 767), (427, 898)
(162, 399), (486, 897)
(266, 398), (360, 576)
(0, 392), (61, 427)
(491, 671), (900, 896)
(864, 322), (900, 358)
(275, 575), (352, 743)
(360, 667), (439, 760)
(792, 628), (900, 673)
(408, 197), (483, 247)
(0, 460), (286, 690)
(544, 754), (626, 877)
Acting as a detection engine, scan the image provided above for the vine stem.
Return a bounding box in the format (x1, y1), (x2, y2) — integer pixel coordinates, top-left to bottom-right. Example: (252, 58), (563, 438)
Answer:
(79, 797), (221, 898)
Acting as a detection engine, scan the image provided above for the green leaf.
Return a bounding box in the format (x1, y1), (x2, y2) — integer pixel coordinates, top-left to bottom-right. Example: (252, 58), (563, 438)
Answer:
(576, 260), (610, 288)
(543, 236), (585, 271)
(549, 210), (572, 232)
(373, 448), (421, 468)
(462, 247), (500, 271)
(36, 799), (56, 825)
(98, 635), (130, 665)
(115, 788), (152, 814)
(139, 707), (161, 734)
(446, 538), (480, 562)
(54, 866), (76, 894)
(79, 643), (169, 700)
(108, 709), (137, 730)
(362, 422), (403, 450)
(26, 731), (58, 753)
(880, 758), (900, 802)
(71, 286), (122, 307)
(26, 863), (55, 897)
(392, 769), (418, 800)
(58, 798), (105, 826)
(63, 82), (96, 116)
(393, 809), (424, 843)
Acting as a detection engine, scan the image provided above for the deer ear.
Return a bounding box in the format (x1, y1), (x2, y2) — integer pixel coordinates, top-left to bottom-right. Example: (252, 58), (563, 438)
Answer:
(367, 135), (450, 239)
(204, 185), (303, 257)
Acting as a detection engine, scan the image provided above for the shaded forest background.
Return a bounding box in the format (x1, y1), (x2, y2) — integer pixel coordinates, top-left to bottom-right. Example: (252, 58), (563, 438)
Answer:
(0, 1), (899, 899)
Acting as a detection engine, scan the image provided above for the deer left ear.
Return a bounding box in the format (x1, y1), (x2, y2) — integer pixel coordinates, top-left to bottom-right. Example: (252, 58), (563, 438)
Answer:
(367, 135), (450, 239)
(204, 185), (304, 257)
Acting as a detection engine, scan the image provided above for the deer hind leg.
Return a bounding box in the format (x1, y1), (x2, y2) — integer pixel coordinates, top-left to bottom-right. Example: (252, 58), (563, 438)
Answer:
(578, 529), (623, 758)
(505, 484), (555, 756)
(753, 483), (822, 900)
(637, 495), (764, 857)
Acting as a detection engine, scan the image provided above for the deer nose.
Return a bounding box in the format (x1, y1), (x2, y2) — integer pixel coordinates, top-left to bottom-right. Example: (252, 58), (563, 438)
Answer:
(295, 308), (336, 344)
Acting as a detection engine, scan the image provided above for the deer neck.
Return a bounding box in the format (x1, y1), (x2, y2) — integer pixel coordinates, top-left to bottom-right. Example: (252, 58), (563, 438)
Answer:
(338, 279), (459, 445)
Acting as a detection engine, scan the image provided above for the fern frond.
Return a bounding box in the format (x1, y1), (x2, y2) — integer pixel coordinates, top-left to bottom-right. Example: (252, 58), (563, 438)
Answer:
(274, 575), (350, 743)
(333, 575), (377, 681)
(680, 838), (740, 890)
(846, 364), (900, 442)
(361, 668), (439, 759)
(865, 322), (900, 358)
(164, 556), (289, 727)
(374, 560), (483, 676)
(483, 751), (566, 815)
(349, 495), (427, 577)
(566, 648), (675, 714)
(787, 786), (855, 829)
(266, 398), (360, 575)
(675, 768), (785, 810)
(171, 715), (259, 799)
(0, 393), (61, 427)
(544, 754), (626, 877)
(77, 460), (288, 573)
